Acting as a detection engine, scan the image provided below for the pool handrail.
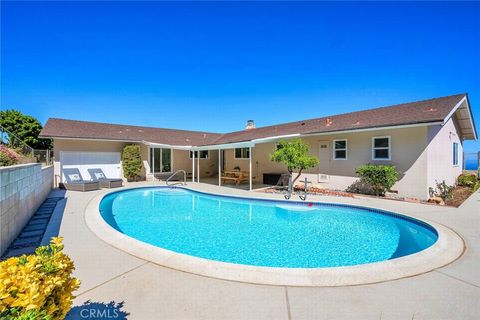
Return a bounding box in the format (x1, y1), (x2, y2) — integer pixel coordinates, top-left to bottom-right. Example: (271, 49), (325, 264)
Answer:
(166, 170), (187, 186)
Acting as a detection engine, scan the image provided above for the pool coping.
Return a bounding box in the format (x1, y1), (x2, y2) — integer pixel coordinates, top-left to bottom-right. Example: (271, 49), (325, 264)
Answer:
(84, 185), (465, 287)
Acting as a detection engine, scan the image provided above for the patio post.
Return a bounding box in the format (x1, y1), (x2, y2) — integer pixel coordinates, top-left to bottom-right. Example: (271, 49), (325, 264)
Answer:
(192, 151), (195, 182)
(218, 149), (221, 186)
(152, 147), (155, 182)
(197, 152), (200, 183)
(249, 146), (252, 191)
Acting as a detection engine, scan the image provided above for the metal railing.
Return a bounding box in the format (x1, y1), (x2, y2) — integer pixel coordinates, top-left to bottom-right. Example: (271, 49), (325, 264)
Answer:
(299, 177), (308, 201)
(284, 177), (309, 201)
(0, 125), (53, 166)
(0, 124), (34, 156)
(166, 170), (187, 186)
(33, 149), (54, 166)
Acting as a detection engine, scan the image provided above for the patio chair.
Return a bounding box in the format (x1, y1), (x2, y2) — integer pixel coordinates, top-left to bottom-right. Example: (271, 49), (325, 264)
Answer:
(62, 168), (100, 192)
(87, 168), (123, 188)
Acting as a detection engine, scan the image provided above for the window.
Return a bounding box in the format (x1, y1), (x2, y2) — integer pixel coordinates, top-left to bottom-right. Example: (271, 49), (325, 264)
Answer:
(453, 142), (459, 166)
(234, 147), (250, 159)
(372, 136), (391, 160)
(161, 148), (171, 172)
(149, 147), (172, 173)
(189, 150), (209, 159)
(333, 139), (347, 160)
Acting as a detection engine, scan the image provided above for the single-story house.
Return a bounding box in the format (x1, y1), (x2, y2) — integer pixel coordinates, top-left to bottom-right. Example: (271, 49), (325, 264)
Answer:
(39, 93), (477, 200)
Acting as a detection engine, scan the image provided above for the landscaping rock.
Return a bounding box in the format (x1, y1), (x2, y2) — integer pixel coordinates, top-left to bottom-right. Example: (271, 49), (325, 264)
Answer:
(428, 196), (445, 205)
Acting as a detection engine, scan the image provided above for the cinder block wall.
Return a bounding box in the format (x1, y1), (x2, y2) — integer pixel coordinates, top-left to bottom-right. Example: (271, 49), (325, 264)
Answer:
(0, 163), (54, 255)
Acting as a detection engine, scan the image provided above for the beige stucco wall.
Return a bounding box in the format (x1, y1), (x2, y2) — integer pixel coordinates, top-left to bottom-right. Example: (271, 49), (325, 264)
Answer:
(426, 118), (463, 191)
(53, 139), (130, 184)
(52, 120), (465, 199)
(142, 149), (219, 179)
(53, 139), (219, 183)
(172, 150), (219, 178)
(224, 126), (431, 198)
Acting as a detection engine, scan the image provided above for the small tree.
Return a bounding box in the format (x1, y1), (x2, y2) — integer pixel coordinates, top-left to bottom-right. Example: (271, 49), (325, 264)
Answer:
(270, 139), (319, 185)
(122, 144), (142, 181)
(355, 164), (398, 196)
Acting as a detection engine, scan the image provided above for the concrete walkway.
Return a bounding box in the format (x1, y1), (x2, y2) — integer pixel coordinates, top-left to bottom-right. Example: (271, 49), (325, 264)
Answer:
(50, 182), (479, 319)
(1, 196), (64, 259)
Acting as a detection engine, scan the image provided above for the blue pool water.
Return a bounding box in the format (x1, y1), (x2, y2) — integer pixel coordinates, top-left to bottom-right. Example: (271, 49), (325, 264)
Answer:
(99, 187), (438, 268)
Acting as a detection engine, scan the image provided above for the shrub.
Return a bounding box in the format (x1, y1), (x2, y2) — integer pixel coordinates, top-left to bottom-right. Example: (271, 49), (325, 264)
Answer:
(0, 145), (19, 166)
(346, 179), (376, 195)
(434, 180), (455, 200)
(355, 164), (398, 196)
(0, 237), (80, 320)
(122, 144), (142, 181)
(457, 173), (479, 192)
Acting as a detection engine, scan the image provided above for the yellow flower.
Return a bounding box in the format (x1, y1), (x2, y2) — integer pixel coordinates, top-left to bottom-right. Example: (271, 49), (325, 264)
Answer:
(0, 237), (80, 319)
(51, 237), (64, 247)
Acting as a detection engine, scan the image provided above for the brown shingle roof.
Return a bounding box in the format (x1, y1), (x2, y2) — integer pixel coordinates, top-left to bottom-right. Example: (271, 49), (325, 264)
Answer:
(39, 118), (222, 146)
(40, 93), (469, 146)
(211, 93), (467, 145)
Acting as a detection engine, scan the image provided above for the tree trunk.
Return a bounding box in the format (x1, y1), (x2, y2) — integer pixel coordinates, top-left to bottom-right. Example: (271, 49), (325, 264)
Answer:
(291, 168), (303, 186)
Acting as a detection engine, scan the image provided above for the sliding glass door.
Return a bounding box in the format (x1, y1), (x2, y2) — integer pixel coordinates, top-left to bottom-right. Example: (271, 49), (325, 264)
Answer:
(149, 147), (172, 173)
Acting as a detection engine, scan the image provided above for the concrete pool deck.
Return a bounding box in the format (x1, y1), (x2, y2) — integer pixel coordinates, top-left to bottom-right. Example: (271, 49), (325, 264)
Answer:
(85, 185), (463, 287)
(50, 182), (479, 319)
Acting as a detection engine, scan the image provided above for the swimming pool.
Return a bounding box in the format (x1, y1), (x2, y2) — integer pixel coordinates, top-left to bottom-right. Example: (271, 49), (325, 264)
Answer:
(99, 187), (438, 268)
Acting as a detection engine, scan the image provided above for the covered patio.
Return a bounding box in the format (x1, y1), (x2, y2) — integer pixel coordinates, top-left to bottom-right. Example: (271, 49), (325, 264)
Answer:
(145, 141), (260, 191)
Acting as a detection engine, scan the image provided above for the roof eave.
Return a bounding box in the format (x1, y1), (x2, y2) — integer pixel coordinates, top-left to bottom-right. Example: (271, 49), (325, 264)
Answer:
(443, 95), (478, 141)
(39, 135), (144, 143)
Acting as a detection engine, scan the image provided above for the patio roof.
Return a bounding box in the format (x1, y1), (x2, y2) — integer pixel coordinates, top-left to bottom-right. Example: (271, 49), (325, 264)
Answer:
(40, 93), (477, 148)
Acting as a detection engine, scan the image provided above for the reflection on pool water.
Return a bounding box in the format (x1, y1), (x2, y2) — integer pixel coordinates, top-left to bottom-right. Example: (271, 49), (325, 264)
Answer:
(99, 187), (438, 268)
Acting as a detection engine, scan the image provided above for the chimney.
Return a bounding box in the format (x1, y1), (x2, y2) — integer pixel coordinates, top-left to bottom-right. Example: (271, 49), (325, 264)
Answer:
(245, 120), (255, 130)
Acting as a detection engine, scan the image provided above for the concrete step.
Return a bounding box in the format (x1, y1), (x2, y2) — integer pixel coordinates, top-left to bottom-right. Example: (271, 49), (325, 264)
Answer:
(24, 224), (45, 232)
(29, 217), (49, 225)
(33, 213), (52, 219)
(1, 246), (36, 259)
(27, 220), (49, 228)
(20, 229), (44, 238)
(1, 196), (63, 260)
(13, 236), (41, 247)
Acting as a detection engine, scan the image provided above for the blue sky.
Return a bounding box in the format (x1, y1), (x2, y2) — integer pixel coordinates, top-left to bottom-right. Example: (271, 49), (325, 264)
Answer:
(1, 1), (479, 152)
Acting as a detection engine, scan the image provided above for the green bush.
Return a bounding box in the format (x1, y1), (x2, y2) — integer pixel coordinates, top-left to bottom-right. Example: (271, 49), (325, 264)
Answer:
(457, 173), (479, 192)
(355, 164), (398, 196)
(122, 144), (142, 181)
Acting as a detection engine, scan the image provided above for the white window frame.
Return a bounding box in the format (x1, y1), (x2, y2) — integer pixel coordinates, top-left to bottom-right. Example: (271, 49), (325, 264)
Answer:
(372, 136), (391, 161)
(333, 139), (348, 160)
(234, 147), (250, 159)
(189, 150), (209, 159)
(453, 142), (459, 167)
(148, 147), (173, 173)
